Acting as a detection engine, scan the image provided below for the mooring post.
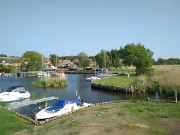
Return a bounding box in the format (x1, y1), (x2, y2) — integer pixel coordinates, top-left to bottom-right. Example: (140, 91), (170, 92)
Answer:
(34, 112), (38, 135)
(175, 85), (177, 103)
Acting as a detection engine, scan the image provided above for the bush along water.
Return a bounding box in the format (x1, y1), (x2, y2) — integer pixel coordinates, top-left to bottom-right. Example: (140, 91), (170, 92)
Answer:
(33, 77), (68, 88)
(136, 70), (180, 98)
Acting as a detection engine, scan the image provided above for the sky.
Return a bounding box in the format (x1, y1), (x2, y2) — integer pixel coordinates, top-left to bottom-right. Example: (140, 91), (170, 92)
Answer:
(0, 0), (180, 60)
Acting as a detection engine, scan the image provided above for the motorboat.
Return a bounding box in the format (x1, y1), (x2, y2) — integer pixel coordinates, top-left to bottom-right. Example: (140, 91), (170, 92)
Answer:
(1, 72), (12, 77)
(96, 73), (116, 78)
(37, 71), (51, 77)
(0, 85), (30, 102)
(51, 71), (65, 77)
(42, 64), (57, 71)
(37, 100), (91, 120)
(86, 76), (101, 82)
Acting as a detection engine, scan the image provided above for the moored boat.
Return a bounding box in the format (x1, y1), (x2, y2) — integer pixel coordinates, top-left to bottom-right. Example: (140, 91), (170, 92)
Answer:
(42, 64), (57, 71)
(0, 85), (30, 102)
(86, 76), (101, 82)
(51, 71), (65, 77)
(36, 100), (91, 120)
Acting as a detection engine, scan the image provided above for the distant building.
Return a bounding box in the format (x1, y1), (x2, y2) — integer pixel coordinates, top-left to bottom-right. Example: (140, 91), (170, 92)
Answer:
(72, 59), (79, 65)
(0, 57), (20, 67)
(45, 58), (51, 65)
(58, 60), (72, 68)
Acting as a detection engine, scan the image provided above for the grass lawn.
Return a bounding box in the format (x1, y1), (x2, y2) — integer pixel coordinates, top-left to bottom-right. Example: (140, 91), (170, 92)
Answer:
(1, 102), (180, 135)
(35, 102), (180, 135)
(0, 107), (33, 135)
(94, 75), (137, 87)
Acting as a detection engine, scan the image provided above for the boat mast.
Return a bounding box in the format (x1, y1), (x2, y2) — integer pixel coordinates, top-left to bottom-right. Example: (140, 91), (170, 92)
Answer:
(104, 51), (106, 71)
(94, 57), (96, 76)
(42, 55), (43, 70)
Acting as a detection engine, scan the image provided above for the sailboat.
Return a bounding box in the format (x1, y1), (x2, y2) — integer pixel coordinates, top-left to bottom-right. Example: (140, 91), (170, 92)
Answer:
(86, 58), (101, 82)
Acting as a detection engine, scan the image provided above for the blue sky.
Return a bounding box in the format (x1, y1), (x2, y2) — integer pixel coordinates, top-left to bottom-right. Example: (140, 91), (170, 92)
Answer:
(0, 0), (180, 60)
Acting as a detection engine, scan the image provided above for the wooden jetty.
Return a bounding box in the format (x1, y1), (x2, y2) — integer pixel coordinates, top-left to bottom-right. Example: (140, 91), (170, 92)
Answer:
(7, 96), (58, 110)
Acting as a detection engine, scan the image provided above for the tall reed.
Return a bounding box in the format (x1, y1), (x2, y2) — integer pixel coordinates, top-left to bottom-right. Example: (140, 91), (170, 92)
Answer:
(33, 77), (68, 88)
(137, 65), (180, 97)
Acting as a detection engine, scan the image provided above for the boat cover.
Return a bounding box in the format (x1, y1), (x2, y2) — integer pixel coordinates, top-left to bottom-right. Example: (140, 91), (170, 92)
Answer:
(6, 85), (24, 92)
(46, 100), (84, 112)
(46, 100), (71, 112)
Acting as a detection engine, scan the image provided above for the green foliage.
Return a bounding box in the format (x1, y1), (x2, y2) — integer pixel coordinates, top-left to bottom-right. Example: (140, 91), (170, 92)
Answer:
(95, 50), (111, 68)
(0, 54), (7, 57)
(77, 52), (89, 68)
(120, 43), (154, 75)
(109, 49), (122, 68)
(50, 54), (59, 66)
(156, 58), (180, 65)
(22, 51), (44, 71)
(0, 102), (9, 107)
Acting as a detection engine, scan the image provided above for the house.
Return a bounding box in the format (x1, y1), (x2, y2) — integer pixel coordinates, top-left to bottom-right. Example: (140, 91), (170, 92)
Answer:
(72, 59), (79, 65)
(58, 60), (72, 68)
(45, 58), (51, 65)
(0, 57), (20, 67)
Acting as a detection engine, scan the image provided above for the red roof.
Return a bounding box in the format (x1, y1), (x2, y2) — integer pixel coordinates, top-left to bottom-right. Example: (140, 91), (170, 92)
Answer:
(65, 60), (71, 63)
(59, 59), (63, 63)
(45, 58), (51, 63)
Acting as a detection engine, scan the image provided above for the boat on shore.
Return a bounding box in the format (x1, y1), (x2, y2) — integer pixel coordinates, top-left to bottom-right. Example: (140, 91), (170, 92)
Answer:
(37, 100), (91, 120)
(0, 85), (30, 102)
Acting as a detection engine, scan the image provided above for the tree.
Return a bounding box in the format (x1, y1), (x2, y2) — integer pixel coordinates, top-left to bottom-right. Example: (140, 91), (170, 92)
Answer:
(22, 51), (44, 71)
(109, 49), (122, 68)
(0, 54), (7, 57)
(120, 43), (154, 75)
(77, 52), (89, 68)
(95, 50), (111, 68)
(50, 54), (59, 67)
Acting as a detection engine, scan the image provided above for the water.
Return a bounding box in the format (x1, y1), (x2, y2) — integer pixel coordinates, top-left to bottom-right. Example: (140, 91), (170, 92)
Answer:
(0, 74), (163, 117)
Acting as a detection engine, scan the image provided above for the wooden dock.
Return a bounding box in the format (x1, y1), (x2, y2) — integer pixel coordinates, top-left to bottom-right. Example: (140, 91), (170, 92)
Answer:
(7, 96), (58, 110)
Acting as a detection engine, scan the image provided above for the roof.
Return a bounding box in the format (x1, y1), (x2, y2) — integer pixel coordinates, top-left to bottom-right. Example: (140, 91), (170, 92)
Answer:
(45, 58), (51, 63)
(59, 59), (63, 63)
(0, 57), (19, 63)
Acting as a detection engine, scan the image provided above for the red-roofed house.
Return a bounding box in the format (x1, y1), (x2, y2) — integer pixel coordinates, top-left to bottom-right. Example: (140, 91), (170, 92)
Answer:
(45, 58), (51, 65)
(58, 60), (72, 68)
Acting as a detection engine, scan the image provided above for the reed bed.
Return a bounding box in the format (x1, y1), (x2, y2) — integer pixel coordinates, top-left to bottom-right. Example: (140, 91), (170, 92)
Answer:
(33, 77), (68, 88)
(137, 65), (180, 97)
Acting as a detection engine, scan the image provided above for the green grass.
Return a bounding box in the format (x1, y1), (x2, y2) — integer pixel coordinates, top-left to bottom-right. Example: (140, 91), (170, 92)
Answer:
(94, 76), (137, 87)
(36, 101), (180, 135)
(0, 108), (33, 135)
(0, 102), (9, 107)
(1, 102), (180, 135)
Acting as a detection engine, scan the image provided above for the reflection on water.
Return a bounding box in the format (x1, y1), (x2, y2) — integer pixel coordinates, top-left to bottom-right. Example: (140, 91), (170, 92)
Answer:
(0, 74), (166, 117)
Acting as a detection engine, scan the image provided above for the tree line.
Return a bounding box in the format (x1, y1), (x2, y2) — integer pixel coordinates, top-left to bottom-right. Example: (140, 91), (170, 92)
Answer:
(1, 43), (179, 75)
(155, 58), (180, 65)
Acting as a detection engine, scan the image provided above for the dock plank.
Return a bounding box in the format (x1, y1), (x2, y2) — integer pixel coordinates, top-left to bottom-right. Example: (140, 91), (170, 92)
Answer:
(7, 96), (58, 109)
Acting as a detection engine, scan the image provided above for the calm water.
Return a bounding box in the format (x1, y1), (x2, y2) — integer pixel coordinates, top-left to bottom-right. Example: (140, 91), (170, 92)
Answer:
(0, 74), (162, 117)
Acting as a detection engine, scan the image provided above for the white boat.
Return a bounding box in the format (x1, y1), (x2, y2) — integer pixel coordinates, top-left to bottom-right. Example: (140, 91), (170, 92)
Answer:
(97, 73), (115, 78)
(0, 86), (30, 102)
(37, 100), (91, 120)
(37, 71), (51, 77)
(86, 76), (101, 82)
(42, 64), (57, 71)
